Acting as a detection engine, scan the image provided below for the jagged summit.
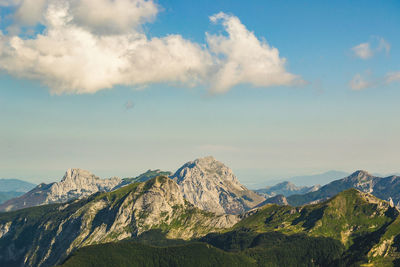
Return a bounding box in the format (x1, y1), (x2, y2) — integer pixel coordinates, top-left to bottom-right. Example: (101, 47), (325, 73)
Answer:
(0, 168), (121, 212)
(171, 156), (265, 214)
(61, 168), (97, 182)
(173, 156), (241, 185)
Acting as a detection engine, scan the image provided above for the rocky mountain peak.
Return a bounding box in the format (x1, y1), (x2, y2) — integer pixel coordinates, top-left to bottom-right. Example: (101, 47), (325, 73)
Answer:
(348, 170), (372, 180)
(272, 181), (298, 190)
(171, 157), (265, 214)
(61, 168), (97, 182)
(174, 156), (239, 185)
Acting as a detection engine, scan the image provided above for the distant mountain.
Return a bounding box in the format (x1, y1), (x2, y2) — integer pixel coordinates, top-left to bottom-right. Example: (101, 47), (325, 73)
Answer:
(0, 178), (36, 192)
(0, 192), (24, 204)
(255, 181), (320, 198)
(0, 169), (121, 212)
(287, 170), (400, 206)
(287, 170), (349, 186)
(0, 176), (238, 267)
(171, 156), (265, 214)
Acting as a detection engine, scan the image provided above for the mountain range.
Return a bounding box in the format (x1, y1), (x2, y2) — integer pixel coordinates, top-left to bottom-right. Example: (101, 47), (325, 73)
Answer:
(0, 176), (238, 267)
(0, 169), (121, 212)
(1, 157), (400, 266)
(286, 170), (400, 207)
(19, 188), (400, 267)
(0, 157), (264, 215)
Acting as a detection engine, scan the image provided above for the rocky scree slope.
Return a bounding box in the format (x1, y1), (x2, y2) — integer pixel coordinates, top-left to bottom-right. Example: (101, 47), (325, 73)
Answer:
(0, 176), (239, 267)
(0, 169), (121, 212)
(171, 156), (265, 214)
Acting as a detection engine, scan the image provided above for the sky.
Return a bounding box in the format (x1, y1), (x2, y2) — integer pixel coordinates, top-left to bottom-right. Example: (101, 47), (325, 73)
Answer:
(0, 0), (399, 186)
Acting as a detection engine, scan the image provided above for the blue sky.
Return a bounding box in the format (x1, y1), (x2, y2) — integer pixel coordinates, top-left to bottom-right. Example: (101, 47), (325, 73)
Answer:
(0, 0), (399, 186)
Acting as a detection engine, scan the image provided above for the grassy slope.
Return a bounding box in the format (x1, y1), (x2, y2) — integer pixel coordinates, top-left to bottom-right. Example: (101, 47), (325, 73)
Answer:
(122, 170), (172, 184)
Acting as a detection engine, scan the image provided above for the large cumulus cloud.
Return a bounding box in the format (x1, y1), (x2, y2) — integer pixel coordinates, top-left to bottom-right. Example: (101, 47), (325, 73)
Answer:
(0, 0), (301, 94)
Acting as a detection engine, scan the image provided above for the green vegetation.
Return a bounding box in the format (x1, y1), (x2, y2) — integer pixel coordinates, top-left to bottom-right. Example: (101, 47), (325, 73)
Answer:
(2, 182), (400, 267)
(59, 230), (345, 267)
(59, 242), (254, 267)
(202, 230), (345, 266)
(123, 169), (172, 184)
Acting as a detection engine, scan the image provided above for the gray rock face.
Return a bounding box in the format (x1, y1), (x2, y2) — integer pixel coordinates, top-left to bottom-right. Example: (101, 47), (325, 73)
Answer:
(0, 169), (121, 212)
(171, 156), (265, 214)
(0, 176), (238, 267)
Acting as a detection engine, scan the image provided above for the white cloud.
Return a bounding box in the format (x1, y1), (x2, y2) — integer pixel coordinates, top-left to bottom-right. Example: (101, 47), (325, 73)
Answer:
(349, 70), (400, 91)
(349, 73), (372, 90)
(352, 43), (373, 59)
(385, 72), (400, 84)
(0, 3), (300, 94)
(207, 12), (301, 93)
(352, 37), (390, 60)
(4, 0), (158, 34)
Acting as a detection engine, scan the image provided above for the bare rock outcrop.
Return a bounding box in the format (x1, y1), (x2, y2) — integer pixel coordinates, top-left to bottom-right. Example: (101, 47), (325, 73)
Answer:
(171, 156), (265, 214)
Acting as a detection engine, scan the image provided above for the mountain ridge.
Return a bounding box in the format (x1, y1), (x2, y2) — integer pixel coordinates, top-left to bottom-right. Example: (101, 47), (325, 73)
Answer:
(0, 168), (121, 212)
(286, 170), (400, 207)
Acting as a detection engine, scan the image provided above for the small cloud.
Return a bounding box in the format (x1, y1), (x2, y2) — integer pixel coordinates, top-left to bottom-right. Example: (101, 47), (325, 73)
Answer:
(385, 71), (400, 84)
(349, 69), (399, 91)
(352, 43), (373, 59)
(377, 37), (391, 54)
(125, 101), (134, 110)
(352, 37), (390, 60)
(349, 73), (372, 90)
